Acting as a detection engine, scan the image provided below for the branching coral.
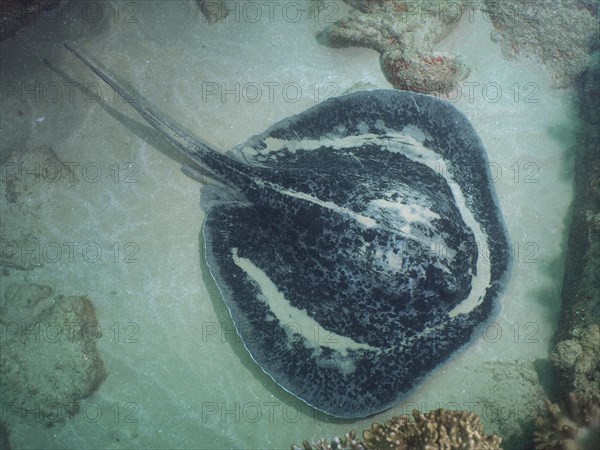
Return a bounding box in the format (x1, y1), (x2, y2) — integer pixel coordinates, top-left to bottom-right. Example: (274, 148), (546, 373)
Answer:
(363, 409), (502, 450)
(292, 409), (502, 450)
(533, 393), (600, 450)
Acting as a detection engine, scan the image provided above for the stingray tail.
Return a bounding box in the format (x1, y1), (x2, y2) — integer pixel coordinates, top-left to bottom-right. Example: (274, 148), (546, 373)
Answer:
(64, 42), (241, 182)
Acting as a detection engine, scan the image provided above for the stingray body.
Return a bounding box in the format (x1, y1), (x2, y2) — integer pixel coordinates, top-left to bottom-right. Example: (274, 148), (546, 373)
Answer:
(66, 44), (511, 418)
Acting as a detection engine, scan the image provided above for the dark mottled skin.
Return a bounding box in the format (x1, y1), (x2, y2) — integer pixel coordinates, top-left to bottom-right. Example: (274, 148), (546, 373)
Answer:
(66, 44), (511, 418)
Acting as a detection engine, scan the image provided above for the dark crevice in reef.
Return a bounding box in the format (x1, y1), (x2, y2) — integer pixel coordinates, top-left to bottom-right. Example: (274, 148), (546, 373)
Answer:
(551, 51), (600, 403)
(0, 0), (68, 41)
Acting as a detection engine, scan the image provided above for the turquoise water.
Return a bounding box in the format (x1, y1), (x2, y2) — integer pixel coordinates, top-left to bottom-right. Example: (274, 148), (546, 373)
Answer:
(0, 1), (582, 448)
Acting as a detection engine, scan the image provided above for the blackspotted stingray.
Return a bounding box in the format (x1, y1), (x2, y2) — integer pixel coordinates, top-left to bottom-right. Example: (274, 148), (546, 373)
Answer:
(65, 43), (511, 418)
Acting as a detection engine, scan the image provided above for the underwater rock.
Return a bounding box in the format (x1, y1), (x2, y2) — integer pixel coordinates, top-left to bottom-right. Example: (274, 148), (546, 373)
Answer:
(0, 421), (11, 450)
(196, 0), (229, 23)
(0, 283), (53, 320)
(533, 393), (600, 450)
(579, 52), (600, 126)
(537, 28), (600, 450)
(317, 0), (470, 94)
(483, 0), (599, 86)
(292, 409), (502, 450)
(551, 325), (600, 402)
(384, 52), (469, 95)
(0, 283), (107, 427)
(0, 146), (78, 272)
(552, 53), (600, 403)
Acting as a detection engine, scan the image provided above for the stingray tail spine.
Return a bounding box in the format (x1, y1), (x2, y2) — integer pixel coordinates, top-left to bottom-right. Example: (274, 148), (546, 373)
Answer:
(63, 42), (242, 183)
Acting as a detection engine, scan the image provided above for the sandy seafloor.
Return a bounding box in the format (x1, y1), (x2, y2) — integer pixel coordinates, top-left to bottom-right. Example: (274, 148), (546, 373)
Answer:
(0, 1), (579, 449)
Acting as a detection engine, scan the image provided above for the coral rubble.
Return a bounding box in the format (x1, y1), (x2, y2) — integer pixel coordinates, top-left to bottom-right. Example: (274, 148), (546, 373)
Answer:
(293, 409), (502, 450)
(533, 393), (600, 450)
(292, 430), (365, 450)
(318, 0), (471, 94)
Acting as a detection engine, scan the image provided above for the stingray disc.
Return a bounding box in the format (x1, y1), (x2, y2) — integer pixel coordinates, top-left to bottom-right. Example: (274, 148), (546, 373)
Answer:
(202, 90), (511, 418)
(63, 44), (510, 419)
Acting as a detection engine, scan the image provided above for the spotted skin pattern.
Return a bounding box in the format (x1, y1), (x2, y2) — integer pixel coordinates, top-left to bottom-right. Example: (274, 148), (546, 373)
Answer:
(66, 44), (511, 418)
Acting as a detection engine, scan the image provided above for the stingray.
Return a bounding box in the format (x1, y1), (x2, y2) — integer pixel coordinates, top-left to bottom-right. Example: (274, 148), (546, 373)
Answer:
(65, 43), (511, 419)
